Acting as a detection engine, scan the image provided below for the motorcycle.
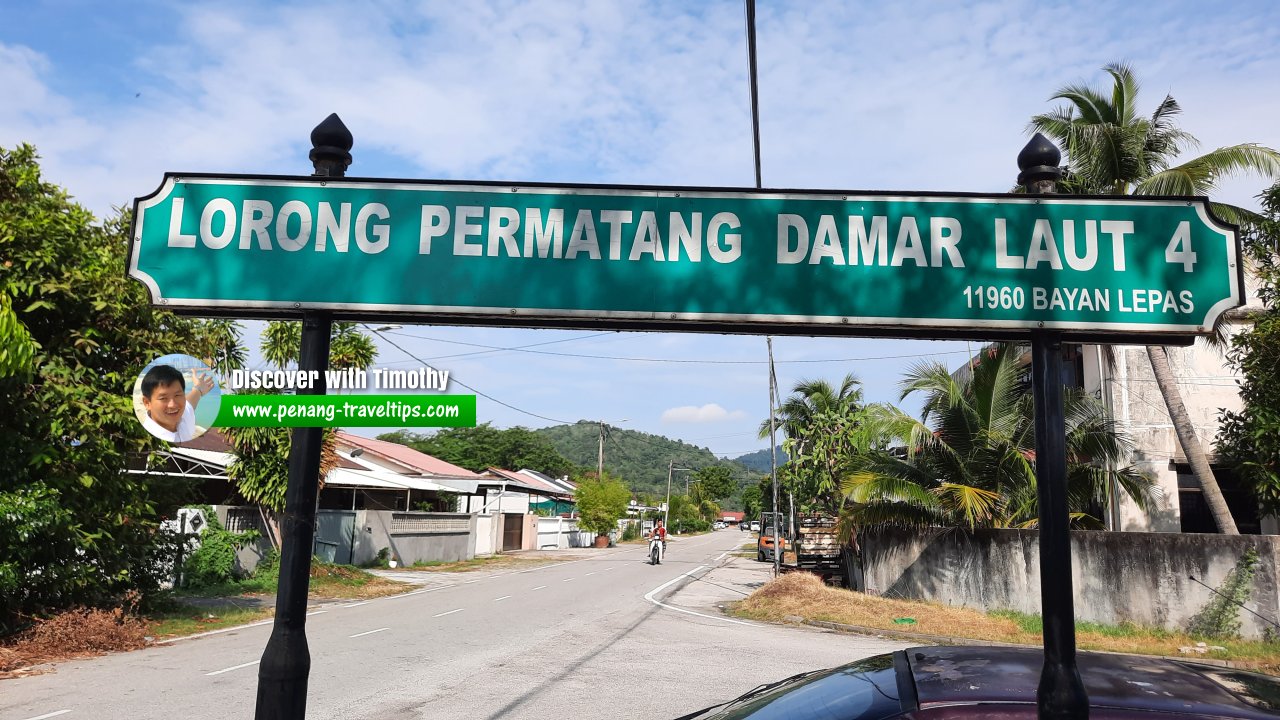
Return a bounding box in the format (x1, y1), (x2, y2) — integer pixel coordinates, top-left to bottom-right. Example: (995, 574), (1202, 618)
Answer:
(649, 535), (665, 565)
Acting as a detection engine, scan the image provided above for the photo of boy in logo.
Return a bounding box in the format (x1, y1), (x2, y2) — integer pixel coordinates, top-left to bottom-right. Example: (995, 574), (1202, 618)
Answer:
(134, 357), (219, 442)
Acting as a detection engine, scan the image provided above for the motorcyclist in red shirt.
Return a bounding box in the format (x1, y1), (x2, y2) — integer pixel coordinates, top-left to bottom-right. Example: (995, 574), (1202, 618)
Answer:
(649, 520), (668, 564)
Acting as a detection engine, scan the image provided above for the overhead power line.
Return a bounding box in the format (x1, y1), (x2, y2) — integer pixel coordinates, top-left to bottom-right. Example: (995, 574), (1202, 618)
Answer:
(366, 326), (575, 426)
(382, 329), (970, 365)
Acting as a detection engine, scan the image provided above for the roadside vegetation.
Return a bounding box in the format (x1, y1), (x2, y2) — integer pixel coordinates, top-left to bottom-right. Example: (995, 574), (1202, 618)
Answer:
(734, 573), (1280, 676)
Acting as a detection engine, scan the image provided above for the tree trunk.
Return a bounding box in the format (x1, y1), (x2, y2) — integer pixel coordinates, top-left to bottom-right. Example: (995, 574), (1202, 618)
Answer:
(258, 505), (283, 550)
(1146, 345), (1239, 534)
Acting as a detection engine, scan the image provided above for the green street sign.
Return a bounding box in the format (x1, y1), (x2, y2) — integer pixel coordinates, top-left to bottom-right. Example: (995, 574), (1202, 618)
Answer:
(129, 174), (1242, 338)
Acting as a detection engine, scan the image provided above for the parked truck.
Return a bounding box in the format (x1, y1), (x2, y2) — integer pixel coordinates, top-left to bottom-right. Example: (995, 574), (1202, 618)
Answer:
(787, 514), (846, 584)
(756, 511), (788, 562)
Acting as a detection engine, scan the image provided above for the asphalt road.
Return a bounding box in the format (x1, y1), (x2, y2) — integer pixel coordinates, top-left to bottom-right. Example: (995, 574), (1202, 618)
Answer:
(2, 530), (906, 720)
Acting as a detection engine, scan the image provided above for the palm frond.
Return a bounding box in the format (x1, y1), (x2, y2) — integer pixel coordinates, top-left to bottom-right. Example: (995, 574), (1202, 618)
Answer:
(848, 502), (949, 532)
(1051, 84), (1112, 125)
(1104, 61), (1140, 125)
(1135, 144), (1280, 196)
(1209, 201), (1266, 228)
(933, 482), (1001, 530)
(841, 470), (937, 507)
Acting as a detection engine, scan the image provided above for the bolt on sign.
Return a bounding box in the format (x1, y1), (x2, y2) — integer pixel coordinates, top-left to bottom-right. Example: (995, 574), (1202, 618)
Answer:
(129, 175), (1243, 339)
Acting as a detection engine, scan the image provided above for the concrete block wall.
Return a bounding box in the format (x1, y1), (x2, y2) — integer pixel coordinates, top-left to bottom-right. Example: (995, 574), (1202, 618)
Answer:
(862, 527), (1280, 639)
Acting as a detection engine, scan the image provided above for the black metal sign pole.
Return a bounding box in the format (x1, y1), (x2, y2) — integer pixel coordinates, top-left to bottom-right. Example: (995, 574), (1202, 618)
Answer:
(1019, 134), (1088, 719)
(254, 114), (350, 720)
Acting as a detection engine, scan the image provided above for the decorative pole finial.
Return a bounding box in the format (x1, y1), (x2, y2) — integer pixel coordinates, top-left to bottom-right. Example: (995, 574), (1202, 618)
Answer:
(1017, 132), (1062, 193)
(309, 113), (353, 177)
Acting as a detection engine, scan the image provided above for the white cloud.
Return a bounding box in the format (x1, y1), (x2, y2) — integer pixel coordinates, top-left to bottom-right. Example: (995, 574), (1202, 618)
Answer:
(661, 403), (746, 423)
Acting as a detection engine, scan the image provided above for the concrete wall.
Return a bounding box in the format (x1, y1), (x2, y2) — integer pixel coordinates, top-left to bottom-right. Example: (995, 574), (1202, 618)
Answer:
(535, 517), (594, 549)
(521, 513), (538, 550)
(863, 527), (1280, 639)
(215, 505), (274, 576)
(215, 505), (477, 571)
(359, 510), (476, 566)
(474, 513), (497, 556)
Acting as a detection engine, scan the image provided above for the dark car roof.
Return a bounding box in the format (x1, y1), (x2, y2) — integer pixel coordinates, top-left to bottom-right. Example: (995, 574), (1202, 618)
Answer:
(908, 646), (1280, 718)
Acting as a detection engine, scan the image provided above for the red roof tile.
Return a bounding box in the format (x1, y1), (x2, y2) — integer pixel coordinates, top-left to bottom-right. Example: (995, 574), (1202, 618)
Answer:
(336, 431), (481, 478)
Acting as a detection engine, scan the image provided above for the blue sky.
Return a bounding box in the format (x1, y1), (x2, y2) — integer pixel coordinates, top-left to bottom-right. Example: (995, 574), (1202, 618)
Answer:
(5, 0), (1280, 458)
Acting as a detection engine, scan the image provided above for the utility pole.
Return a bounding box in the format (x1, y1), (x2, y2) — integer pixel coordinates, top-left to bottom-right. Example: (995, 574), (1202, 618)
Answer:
(665, 461), (694, 531)
(665, 460), (673, 529)
(598, 421), (605, 479)
(767, 337), (780, 578)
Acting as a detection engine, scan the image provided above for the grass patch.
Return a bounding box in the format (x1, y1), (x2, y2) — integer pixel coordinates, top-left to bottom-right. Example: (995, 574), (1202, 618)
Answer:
(146, 603), (274, 639)
(733, 573), (1280, 676)
(177, 560), (408, 600)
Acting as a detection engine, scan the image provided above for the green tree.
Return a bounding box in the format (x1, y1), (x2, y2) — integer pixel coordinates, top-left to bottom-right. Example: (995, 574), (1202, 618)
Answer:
(380, 424), (578, 477)
(844, 344), (1155, 531)
(223, 321), (378, 548)
(575, 472), (631, 537)
(760, 374), (865, 509)
(741, 484), (763, 519)
(1029, 62), (1280, 533)
(0, 145), (227, 632)
(692, 465), (736, 501)
(1218, 181), (1280, 514)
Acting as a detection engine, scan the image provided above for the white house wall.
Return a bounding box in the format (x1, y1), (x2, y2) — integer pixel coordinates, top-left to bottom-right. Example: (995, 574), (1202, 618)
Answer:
(1082, 322), (1253, 532)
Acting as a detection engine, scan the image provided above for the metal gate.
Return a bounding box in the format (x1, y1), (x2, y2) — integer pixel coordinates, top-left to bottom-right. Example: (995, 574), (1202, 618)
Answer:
(315, 510), (357, 564)
(502, 513), (523, 551)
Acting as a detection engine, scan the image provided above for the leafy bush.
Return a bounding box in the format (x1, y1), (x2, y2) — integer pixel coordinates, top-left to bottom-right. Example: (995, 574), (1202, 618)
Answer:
(621, 522), (641, 541)
(1, 145), (229, 634)
(575, 473), (631, 536)
(180, 508), (260, 589)
(675, 518), (712, 534)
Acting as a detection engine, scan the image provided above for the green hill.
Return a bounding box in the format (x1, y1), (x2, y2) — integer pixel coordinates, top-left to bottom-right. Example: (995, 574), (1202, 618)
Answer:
(733, 447), (788, 473)
(535, 421), (761, 503)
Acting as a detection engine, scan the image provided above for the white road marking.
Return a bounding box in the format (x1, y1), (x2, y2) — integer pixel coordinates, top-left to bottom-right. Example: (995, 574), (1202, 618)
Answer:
(517, 558), (588, 574)
(349, 627), (390, 638)
(342, 601), (369, 608)
(531, 585), (546, 591)
(433, 608), (464, 618)
(20, 710), (71, 720)
(603, 566), (616, 572)
(205, 659), (261, 676)
(493, 595), (511, 601)
(643, 565), (754, 627)
(561, 577), (574, 582)
(306, 610), (327, 617)
(584, 571), (596, 576)
(463, 580), (479, 584)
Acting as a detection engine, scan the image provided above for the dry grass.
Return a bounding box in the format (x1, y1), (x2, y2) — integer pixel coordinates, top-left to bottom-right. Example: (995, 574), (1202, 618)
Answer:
(734, 573), (1280, 676)
(1, 606), (148, 677)
(308, 564), (408, 599)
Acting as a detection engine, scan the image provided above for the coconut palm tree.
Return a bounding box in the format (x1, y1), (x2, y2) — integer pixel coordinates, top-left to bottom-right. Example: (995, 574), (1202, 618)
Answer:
(1029, 62), (1280, 534)
(758, 374), (863, 493)
(758, 374), (871, 587)
(842, 344), (1155, 531)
